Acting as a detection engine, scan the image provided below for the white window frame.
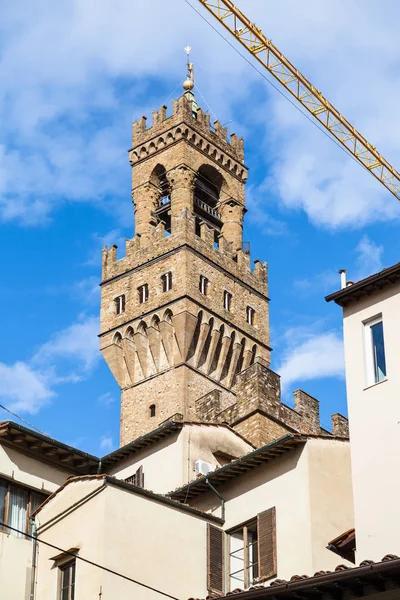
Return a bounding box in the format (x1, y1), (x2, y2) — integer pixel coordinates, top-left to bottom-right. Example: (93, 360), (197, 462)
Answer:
(115, 295), (125, 315)
(161, 272), (172, 293)
(58, 558), (76, 600)
(224, 290), (232, 311)
(138, 284), (149, 304)
(246, 306), (255, 326)
(199, 275), (209, 295)
(363, 315), (387, 387)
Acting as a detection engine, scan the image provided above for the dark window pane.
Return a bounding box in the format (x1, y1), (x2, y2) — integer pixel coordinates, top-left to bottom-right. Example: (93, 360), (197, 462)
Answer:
(371, 321), (386, 382)
(31, 492), (46, 516)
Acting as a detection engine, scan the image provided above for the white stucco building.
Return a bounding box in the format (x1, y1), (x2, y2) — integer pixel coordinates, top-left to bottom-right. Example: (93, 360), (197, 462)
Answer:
(326, 262), (400, 563)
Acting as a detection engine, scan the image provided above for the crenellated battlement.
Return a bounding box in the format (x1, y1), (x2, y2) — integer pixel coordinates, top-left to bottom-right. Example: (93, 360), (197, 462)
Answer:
(130, 93), (246, 170)
(101, 218), (268, 295)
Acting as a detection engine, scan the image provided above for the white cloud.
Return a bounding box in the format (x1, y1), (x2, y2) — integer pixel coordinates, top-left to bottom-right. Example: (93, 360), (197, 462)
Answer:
(0, 361), (54, 414)
(1, 1), (400, 228)
(100, 435), (113, 452)
(98, 392), (115, 408)
(0, 315), (100, 415)
(355, 235), (384, 280)
(277, 328), (345, 393)
(33, 316), (99, 371)
(293, 270), (339, 297)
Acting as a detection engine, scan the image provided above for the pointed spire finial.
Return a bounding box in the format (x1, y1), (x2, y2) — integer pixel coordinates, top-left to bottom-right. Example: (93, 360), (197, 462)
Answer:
(183, 45), (195, 91)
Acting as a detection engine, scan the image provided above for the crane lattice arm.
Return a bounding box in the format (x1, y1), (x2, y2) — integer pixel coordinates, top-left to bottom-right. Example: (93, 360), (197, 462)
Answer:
(197, 0), (400, 200)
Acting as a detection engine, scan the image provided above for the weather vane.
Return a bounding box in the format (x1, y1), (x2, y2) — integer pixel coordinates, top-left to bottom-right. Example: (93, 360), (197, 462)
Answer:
(183, 45), (195, 91)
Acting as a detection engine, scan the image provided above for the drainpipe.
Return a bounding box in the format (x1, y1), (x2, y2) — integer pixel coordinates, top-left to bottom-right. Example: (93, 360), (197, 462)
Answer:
(205, 479), (225, 523)
(29, 518), (38, 600)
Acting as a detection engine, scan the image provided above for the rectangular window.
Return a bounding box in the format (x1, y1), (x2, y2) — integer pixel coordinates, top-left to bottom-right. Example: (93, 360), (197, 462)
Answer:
(161, 272), (172, 293)
(59, 560), (76, 600)
(0, 478), (46, 538)
(115, 294), (125, 315)
(246, 306), (255, 326)
(227, 509), (276, 591)
(364, 316), (387, 385)
(229, 520), (259, 590)
(138, 284), (149, 304)
(224, 291), (232, 311)
(199, 275), (209, 295)
(124, 465), (144, 488)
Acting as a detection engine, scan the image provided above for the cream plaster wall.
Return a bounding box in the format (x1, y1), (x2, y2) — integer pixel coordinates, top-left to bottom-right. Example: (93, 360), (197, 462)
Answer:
(0, 444), (75, 600)
(190, 439), (353, 582)
(109, 431), (185, 493)
(109, 424), (252, 494)
(342, 283), (400, 561)
(305, 439), (354, 567)
(35, 479), (107, 600)
(34, 478), (213, 600)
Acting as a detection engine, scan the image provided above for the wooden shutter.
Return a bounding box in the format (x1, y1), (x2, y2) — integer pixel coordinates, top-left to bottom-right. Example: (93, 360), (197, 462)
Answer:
(134, 466), (144, 488)
(207, 524), (224, 594)
(257, 507), (277, 580)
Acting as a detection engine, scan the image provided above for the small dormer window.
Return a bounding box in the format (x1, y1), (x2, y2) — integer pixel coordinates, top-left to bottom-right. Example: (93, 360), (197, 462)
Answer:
(224, 291), (232, 311)
(246, 306), (255, 326)
(161, 272), (172, 293)
(199, 275), (209, 295)
(138, 284), (149, 304)
(115, 295), (125, 315)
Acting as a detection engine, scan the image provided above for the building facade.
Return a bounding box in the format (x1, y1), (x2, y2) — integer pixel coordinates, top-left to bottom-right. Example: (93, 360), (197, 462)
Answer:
(326, 263), (400, 562)
(0, 82), (357, 600)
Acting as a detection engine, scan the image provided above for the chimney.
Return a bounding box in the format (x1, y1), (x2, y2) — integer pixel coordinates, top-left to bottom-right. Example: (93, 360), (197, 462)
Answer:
(339, 269), (347, 289)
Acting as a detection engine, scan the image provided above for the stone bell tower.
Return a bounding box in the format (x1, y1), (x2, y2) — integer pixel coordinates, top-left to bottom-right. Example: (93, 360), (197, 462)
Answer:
(99, 61), (271, 446)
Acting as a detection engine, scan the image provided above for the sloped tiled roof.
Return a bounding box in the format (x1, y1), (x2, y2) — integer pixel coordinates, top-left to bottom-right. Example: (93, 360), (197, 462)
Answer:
(190, 554), (400, 600)
(33, 474), (223, 525)
(169, 434), (306, 501)
(325, 262), (400, 307)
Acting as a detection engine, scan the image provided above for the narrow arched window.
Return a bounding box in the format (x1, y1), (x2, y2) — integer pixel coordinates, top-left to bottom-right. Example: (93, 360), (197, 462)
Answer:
(138, 284), (149, 304)
(115, 295), (125, 315)
(149, 404), (156, 418)
(246, 306), (255, 326)
(224, 291), (232, 311)
(199, 275), (209, 295)
(161, 272), (172, 293)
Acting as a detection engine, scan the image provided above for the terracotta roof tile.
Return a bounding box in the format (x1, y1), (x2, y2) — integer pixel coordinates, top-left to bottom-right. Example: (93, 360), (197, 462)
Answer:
(192, 555), (400, 600)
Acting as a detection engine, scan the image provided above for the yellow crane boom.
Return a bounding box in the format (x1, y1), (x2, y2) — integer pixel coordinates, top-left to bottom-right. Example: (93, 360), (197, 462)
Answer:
(196, 0), (400, 200)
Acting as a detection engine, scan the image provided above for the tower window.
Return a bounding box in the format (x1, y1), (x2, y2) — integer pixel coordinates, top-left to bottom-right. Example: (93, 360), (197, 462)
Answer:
(138, 284), (149, 304)
(161, 272), (172, 293)
(149, 404), (156, 418)
(115, 295), (125, 315)
(199, 275), (209, 295)
(246, 306), (255, 326)
(224, 291), (232, 311)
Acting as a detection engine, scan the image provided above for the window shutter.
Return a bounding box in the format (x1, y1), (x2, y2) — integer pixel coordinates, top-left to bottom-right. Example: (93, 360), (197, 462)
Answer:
(207, 524), (224, 594)
(257, 507), (277, 580)
(137, 465), (144, 488)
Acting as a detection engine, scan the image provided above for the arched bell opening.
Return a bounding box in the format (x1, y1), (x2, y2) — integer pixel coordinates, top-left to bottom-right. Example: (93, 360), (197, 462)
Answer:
(194, 165), (224, 240)
(151, 164), (171, 234)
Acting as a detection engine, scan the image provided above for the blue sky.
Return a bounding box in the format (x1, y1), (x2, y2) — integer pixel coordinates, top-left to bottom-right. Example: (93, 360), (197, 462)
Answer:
(1, 0), (400, 454)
